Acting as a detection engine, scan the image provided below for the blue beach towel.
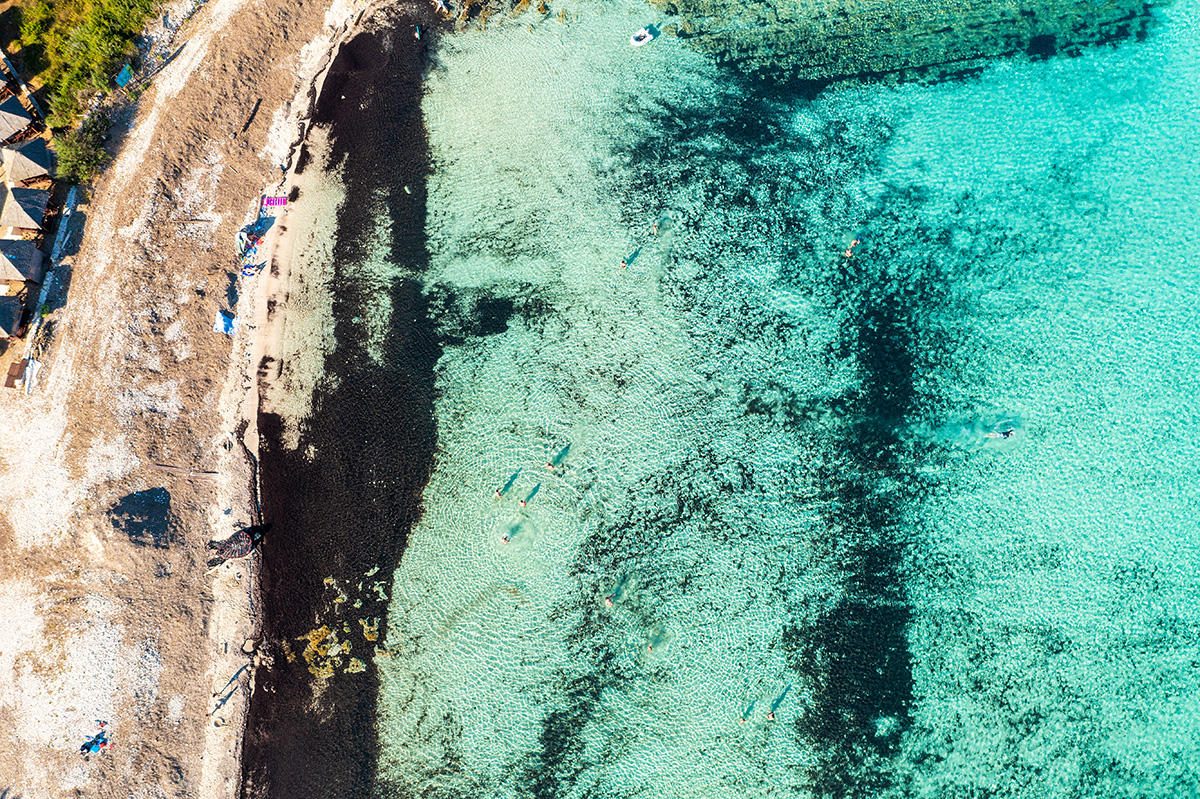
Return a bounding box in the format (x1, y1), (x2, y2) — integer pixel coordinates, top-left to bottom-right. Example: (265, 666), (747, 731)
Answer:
(213, 311), (239, 335)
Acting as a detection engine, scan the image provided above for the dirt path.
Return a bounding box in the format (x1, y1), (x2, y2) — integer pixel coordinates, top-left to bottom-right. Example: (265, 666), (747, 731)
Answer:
(0, 0), (367, 795)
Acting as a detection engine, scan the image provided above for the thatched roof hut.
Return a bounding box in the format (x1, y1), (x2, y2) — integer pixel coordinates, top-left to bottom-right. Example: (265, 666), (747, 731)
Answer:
(0, 186), (48, 230)
(0, 96), (31, 143)
(2, 138), (51, 185)
(0, 294), (24, 337)
(0, 239), (45, 283)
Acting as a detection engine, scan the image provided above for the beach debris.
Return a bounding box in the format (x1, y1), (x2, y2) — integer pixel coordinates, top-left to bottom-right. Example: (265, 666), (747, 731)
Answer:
(238, 98), (263, 135)
(109, 487), (178, 549)
(365, 565), (380, 577)
(206, 524), (265, 568)
(346, 658), (367, 673)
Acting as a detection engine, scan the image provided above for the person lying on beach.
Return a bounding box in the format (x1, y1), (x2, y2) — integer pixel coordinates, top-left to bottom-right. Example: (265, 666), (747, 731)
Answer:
(80, 722), (111, 755)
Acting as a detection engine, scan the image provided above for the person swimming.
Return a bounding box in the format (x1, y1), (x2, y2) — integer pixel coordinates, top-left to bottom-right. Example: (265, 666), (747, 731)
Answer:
(604, 573), (629, 607)
(519, 483), (541, 508)
(494, 468), (522, 499)
(545, 443), (571, 472)
(767, 684), (791, 721)
(500, 519), (523, 544)
(844, 236), (862, 258)
(984, 428), (1015, 440)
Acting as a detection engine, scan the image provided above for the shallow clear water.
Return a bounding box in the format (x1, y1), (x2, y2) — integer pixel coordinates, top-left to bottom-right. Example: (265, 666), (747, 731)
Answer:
(356, 2), (1200, 796)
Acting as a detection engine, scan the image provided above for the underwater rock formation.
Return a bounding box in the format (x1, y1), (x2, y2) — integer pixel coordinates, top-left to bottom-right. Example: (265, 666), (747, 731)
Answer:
(650, 0), (1156, 84)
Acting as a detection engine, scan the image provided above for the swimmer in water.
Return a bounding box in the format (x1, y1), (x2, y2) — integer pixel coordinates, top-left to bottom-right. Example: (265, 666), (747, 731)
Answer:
(501, 519), (522, 544)
(767, 684), (791, 721)
(604, 573), (629, 608)
(495, 468), (522, 499)
(546, 443), (571, 472)
(844, 237), (861, 259)
(739, 700), (756, 724)
(519, 483), (541, 508)
(984, 428), (1015, 440)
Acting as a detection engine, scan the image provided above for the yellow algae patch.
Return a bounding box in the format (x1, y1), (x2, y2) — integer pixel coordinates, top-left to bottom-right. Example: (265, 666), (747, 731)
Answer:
(300, 625), (341, 679)
(346, 658), (366, 673)
(359, 617), (380, 641)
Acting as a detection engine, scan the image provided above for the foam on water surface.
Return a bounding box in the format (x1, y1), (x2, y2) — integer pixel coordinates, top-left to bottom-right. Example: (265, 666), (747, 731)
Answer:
(367, 1), (1200, 796)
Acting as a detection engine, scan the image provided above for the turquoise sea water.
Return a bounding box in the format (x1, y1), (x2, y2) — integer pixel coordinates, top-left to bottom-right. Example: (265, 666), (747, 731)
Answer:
(358, 2), (1200, 795)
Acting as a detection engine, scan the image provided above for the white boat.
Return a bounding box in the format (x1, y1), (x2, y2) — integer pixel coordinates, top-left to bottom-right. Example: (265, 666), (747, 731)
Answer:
(630, 24), (660, 46)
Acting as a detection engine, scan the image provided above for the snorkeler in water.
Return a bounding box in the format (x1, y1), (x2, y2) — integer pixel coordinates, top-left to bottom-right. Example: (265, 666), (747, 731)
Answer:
(984, 428), (1015, 440)
(844, 237), (862, 258)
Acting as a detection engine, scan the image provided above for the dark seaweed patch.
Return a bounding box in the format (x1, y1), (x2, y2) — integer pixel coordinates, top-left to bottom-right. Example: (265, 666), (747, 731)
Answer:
(425, 282), (544, 345)
(243, 9), (446, 799)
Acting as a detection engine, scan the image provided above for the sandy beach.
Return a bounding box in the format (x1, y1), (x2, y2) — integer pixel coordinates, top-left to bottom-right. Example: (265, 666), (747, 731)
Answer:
(0, 0), (371, 794)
